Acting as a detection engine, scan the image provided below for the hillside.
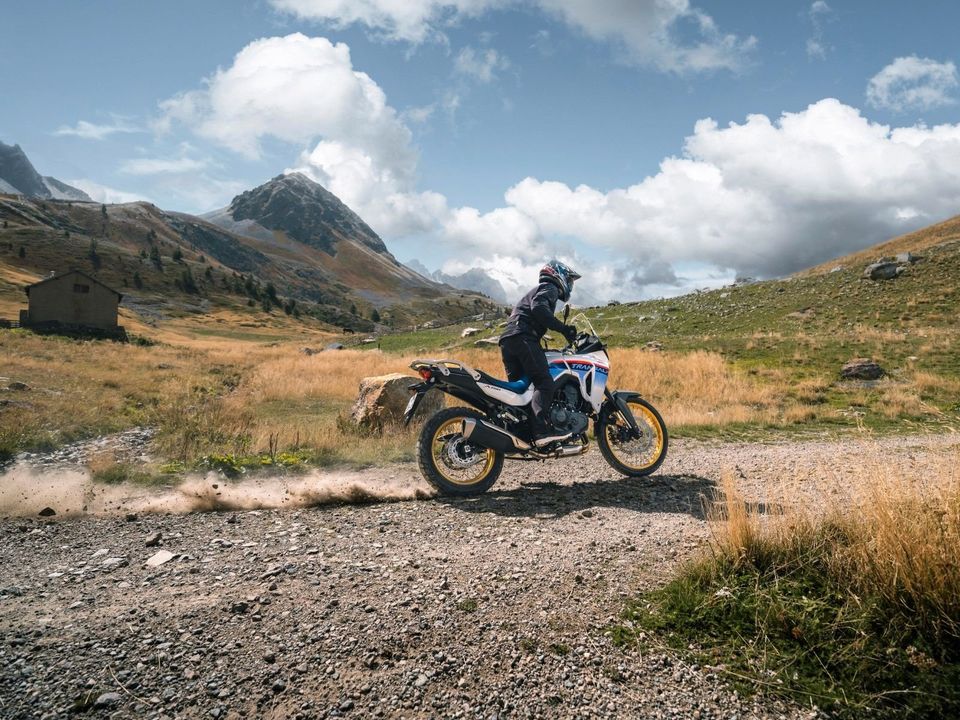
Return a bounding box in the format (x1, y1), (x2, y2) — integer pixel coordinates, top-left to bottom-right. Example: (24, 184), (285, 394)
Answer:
(799, 212), (960, 276)
(0, 175), (499, 335)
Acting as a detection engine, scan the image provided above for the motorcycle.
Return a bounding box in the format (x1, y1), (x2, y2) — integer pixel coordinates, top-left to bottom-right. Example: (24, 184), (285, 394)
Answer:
(403, 310), (668, 496)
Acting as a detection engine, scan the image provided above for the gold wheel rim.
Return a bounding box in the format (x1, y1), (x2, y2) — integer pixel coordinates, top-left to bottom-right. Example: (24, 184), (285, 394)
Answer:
(431, 417), (496, 486)
(605, 402), (664, 471)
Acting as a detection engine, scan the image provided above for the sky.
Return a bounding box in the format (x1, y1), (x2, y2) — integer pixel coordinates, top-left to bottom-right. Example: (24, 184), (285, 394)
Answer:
(4, 0), (960, 302)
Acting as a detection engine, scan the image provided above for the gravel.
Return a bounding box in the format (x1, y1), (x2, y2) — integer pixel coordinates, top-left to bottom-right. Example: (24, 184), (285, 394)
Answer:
(1, 432), (956, 719)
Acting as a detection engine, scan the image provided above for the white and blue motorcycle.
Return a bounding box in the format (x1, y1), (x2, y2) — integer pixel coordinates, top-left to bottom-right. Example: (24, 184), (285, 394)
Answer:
(404, 312), (668, 496)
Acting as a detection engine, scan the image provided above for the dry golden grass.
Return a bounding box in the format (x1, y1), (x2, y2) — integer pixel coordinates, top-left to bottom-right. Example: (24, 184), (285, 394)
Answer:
(709, 448), (960, 643)
(1, 323), (955, 466)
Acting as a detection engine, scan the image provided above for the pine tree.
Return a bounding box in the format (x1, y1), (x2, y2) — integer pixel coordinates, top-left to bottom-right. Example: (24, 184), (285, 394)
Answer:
(172, 247), (183, 262)
(371, 308), (381, 322)
(133, 271), (143, 289)
(149, 245), (162, 270)
(18, 245), (26, 259)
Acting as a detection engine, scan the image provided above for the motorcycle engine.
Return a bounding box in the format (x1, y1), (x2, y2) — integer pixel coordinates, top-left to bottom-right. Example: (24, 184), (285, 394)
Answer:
(549, 382), (589, 435)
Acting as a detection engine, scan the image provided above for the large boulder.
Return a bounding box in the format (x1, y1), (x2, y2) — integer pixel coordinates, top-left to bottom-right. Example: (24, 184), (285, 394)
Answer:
(840, 358), (885, 381)
(863, 262), (903, 281)
(348, 373), (443, 432)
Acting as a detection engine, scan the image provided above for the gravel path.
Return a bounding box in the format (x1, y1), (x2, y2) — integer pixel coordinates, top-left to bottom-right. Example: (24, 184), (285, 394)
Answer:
(1, 433), (957, 719)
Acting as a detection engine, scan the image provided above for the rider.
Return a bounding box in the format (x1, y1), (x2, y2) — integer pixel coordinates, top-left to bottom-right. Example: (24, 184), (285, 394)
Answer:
(499, 260), (581, 446)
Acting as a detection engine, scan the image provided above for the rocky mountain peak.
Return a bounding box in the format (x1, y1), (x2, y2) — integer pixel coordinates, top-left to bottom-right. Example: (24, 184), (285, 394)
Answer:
(0, 140), (92, 201)
(0, 141), (49, 198)
(227, 172), (389, 256)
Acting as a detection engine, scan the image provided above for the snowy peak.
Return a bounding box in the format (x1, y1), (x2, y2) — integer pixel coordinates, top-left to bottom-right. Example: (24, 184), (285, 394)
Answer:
(226, 172), (388, 256)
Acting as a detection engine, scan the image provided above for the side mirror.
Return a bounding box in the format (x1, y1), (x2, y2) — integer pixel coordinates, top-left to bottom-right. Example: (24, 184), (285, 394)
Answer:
(563, 304), (570, 323)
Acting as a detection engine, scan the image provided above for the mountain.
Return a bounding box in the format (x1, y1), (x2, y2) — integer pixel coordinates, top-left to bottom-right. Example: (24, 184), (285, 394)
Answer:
(0, 172), (498, 333)
(404, 258), (509, 303)
(202, 173), (449, 307)
(0, 141), (92, 202)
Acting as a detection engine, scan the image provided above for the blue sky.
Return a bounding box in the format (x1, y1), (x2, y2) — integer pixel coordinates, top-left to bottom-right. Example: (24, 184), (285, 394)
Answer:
(4, 1), (960, 301)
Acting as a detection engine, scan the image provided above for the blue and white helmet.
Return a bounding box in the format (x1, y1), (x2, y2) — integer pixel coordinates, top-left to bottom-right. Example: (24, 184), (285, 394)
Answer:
(539, 259), (581, 302)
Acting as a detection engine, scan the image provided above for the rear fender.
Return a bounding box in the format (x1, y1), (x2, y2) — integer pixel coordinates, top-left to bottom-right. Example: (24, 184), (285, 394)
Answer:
(403, 381), (433, 426)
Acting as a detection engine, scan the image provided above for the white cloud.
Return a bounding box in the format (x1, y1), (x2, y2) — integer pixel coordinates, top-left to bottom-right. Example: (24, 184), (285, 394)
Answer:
(158, 33), (417, 178)
(805, 1), (831, 60)
(268, 0), (755, 73)
(119, 157), (209, 175)
(269, 0), (503, 44)
(534, 0), (756, 73)
(867, 56), (959, 112)
(54, 118), (141, 140)
(473, 99), (960, 289)
(68, 179), (149, 204)
(454, 46), (509, 83)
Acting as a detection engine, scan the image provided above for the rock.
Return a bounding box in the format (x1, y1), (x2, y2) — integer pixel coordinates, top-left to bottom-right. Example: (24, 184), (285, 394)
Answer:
(7, 381), (29, 391)
(145, 550), (176, 567)
(474, 337), (500, 347)
(348, 373), (443, 432)
(145, 531), (162, 547)
(863, 261), (903, 280)
(607, 300), (621, 306)
(300, 347), (320, 355)
(642, 341), (663, 352)
(37, 507), (56, 517)
(896, 251), (916, 264)
(840, 358), (885, 380)
(340, 699), (355, 711)
(324, 342), (345, 351)
(461, 327), (480, 338)
(94, 692), (121, 708)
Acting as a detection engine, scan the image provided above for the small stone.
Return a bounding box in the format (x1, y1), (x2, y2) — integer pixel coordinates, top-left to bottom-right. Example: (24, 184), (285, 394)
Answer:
(145, 550), (175, 568)
(271, 679), (286, 693)
(263, 651), (276, 664)
(340, 699), (355, 711)
(580, 510), (593, 519)
(145, 531), (162, 547)
(8, 381), (29, 391)
(38, 507), (56, 517)
(94, 692), (121, 708)
(413, 674), (429, 688)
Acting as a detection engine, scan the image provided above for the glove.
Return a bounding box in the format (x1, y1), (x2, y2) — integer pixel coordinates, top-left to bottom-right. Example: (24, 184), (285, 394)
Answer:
(562, 324), (578, 344)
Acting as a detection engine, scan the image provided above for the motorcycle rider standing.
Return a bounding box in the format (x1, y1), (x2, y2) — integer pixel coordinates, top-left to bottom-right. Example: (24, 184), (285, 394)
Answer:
(499, 260), (581, 446)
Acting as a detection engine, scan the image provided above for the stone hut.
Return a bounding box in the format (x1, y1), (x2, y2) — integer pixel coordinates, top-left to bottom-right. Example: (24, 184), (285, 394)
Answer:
(20, 270), (123, 334)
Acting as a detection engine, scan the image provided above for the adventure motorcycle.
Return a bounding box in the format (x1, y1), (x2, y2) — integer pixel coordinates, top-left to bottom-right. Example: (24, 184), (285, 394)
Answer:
(403, 312), (668, 496)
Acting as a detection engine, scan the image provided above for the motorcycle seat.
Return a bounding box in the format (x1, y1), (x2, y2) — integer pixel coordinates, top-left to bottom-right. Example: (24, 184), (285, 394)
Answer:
(475, 370), (531, 394)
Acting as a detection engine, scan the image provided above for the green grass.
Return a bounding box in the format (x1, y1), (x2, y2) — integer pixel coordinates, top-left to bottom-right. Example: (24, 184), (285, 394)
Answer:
(613, 527), (960, 718)
(91, 463), (166, 486)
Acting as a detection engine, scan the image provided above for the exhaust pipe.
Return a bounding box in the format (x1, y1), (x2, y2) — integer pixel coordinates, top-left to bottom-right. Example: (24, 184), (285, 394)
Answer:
(462, 418), (531, 452)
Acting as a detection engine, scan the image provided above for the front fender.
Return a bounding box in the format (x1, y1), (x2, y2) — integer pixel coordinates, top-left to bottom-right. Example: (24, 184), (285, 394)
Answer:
(600, 390), (642, 432)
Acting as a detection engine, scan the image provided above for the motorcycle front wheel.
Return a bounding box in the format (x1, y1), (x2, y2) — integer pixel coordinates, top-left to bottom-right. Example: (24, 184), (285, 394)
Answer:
(596, 396), (668, 477)
(417, 407), (504, 496)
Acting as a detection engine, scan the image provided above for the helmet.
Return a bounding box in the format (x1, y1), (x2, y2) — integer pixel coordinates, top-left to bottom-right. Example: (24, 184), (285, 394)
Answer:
(539, 260), (582, 302)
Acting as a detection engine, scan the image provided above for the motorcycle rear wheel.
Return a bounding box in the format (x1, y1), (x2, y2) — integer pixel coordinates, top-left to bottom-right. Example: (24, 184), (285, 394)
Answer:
(596, 396), (668, 477)
(417, 407), (504, 496)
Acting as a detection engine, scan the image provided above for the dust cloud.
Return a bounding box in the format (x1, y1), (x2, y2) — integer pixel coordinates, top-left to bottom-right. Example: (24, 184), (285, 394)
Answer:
(0, 463), (434, 518)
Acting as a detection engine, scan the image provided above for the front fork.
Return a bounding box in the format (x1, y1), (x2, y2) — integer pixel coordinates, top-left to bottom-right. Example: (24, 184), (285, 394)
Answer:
(602, 389), (641, 436)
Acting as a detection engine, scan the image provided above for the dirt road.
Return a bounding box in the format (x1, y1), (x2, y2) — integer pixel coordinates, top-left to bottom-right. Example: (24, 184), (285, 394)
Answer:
(2, 434), (956, 719)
